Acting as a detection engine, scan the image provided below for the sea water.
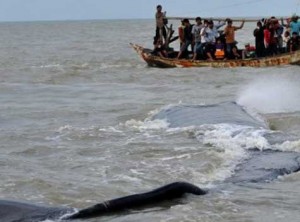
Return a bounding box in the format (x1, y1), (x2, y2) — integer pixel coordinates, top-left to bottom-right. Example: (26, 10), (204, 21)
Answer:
(0, 19), (300, 222)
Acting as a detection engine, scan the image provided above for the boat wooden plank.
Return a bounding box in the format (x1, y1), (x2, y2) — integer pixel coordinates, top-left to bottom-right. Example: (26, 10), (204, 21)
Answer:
(130, 43), (300, 68)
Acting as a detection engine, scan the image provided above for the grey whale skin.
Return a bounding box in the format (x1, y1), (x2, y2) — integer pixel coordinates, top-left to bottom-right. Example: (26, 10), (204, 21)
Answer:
(0, 182), (205, 222)
(153, 102), (300, 183)
(1, 102), (300, 221)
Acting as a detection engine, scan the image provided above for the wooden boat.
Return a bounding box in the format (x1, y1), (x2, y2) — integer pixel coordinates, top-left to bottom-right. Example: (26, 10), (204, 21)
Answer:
(130, 43), (300, 68)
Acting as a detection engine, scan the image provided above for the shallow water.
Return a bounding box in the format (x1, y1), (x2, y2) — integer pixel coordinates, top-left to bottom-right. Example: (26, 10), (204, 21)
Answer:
(0, 19), (300, 222)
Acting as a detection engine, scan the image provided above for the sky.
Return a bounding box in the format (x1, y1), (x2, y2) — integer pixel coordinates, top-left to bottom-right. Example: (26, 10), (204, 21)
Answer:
(0, 0), (299, 22)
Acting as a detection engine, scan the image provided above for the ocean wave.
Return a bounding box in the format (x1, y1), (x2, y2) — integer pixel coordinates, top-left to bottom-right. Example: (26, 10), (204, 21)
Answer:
(124, 118), (170, 132)
(46, 125), (125, 142)
(38, 64), (62, 68)
(99, 59), (144, 70)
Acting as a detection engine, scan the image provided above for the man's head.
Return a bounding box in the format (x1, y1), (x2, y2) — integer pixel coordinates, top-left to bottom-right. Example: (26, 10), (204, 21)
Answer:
(183, 18), (190, 26)
(257, 21), (262, 27)
(292, 15), (299, 22)
(208, 20), (214, 28)
(284, 31), (290, 37)
(203, 19), (209, 27)
(292, 32), (298, 38)
(156, 5), (162, 11)
(195, 17), (202, 25)
(227, 19), (233, 26)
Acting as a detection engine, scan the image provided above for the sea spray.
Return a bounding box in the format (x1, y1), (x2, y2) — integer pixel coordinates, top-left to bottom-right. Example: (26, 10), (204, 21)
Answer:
(237, 76), (300, 113)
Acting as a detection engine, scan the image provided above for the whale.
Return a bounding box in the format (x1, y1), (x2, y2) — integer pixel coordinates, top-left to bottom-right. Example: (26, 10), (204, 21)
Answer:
(152, 102), (267, 129)
(153, 102), (300, 183)
(0, 182), (206, 222)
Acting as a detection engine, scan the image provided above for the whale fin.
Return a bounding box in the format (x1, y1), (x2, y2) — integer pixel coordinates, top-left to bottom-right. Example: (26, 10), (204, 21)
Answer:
(67, 181), (206, 220)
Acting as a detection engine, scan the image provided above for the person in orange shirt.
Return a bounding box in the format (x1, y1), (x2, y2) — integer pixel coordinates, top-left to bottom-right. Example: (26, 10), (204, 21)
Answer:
(224, 19), (245, 59)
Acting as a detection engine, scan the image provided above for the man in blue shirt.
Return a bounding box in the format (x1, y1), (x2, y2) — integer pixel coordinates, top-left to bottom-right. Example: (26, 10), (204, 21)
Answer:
(290, 16), (300, 36)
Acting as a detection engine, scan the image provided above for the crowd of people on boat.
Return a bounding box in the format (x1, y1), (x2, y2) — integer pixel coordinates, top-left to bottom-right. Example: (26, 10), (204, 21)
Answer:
(154, 5), (300, 61)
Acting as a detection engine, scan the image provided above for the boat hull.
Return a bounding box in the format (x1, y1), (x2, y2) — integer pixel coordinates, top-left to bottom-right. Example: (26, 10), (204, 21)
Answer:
(130, 43), (300, 68)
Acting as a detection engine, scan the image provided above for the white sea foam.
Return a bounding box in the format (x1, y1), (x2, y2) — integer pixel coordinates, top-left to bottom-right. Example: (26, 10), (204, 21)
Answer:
(31, 64), (62, 69)
(193, 124), (272, 182)
(274, 139), (300, 152)
(124, 118), (170, 132)
(46, 125), (125, 143)
(40, 64), (61, 68)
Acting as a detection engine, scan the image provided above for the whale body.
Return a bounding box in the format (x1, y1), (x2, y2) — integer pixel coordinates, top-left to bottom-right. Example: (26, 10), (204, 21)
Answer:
(0, 182), (205, 222)
(153, 102), (300, 183)
(152, 102), (266, 128)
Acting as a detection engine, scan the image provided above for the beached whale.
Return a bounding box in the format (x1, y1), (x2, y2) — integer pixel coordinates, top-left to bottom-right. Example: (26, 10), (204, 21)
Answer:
(153, 102), (300, 183)
(0, 182), (205, 222)
(2, 102), (300, 221)
(152, 102), (267, 128)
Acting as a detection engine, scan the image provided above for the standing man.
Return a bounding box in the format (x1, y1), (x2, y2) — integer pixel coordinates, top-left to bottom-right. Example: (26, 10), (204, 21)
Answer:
(202, 20), (220, 61)
(253, 21), (265, 57)
(192, 17), (203, 60)
(289, 15), (300, 36)
(224, 19), (245, 59)
(264, 22), (278, 56)
(177, 19), (193, 59)
(155, 5), (167, 42)
(178, 20), (185, 48)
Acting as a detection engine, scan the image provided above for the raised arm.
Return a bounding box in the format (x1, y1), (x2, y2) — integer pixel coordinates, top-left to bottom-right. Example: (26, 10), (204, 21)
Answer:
(215, 21), (226, 29)
(238, 20), (245, 29)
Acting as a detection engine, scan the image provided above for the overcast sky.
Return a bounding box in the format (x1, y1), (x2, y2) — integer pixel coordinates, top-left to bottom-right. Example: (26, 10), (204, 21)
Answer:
(0, 0), (299, 22)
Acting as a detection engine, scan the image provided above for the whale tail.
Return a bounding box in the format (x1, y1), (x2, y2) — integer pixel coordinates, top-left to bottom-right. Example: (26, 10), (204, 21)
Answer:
(67, 181), (206, 220)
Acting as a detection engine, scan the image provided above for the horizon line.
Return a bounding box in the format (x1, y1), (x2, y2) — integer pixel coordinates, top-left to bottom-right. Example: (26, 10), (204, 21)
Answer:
(0, 14), (297, 23)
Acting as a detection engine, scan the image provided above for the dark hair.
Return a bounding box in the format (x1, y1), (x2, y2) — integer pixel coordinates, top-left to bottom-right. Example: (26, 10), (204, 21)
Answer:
(195, 17), (201, 21)
(183, 18), (189, 23)
(157, 5), (162, 9)
(292, 31), (298, 35)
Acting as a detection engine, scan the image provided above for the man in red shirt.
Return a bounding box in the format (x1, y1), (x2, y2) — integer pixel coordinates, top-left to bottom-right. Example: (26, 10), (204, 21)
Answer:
(264, 22), (278, 56)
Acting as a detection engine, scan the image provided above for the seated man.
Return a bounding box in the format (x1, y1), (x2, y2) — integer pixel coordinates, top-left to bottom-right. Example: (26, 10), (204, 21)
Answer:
(287, 32), (300, 52)
(152, 36), (168, 57)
